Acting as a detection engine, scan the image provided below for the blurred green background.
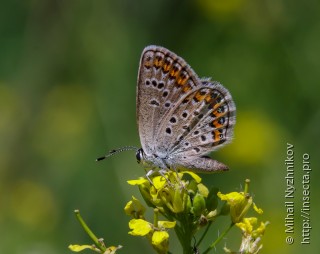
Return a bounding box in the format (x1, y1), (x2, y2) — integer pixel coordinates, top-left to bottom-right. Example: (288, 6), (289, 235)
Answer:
(0, 0), (319, 253)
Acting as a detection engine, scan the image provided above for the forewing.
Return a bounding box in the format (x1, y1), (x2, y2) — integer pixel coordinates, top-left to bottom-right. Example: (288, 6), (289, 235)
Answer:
(137, 46), (200, 155)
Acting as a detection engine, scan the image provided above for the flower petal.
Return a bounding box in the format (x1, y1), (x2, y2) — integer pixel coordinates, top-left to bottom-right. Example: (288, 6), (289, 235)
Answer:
(68, 244), (94, 252)
(183, 171), (202, 183)
(153, 175), (167, 189)
(253, 203), (263, 214)
(124, 196), (146, 217)
(127, 178), (148, 185)
(236, 217), (257, 234)
(128, 219), (152, 236)
(104, 245), (123, 254)
(218, 192), (245, 204)
(158, 220), (176, 229)
(152, 231), (169, 245)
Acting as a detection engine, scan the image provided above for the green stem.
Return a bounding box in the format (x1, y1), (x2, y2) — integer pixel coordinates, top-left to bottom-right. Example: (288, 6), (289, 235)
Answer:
(74, 210), (106, 252)
(244, 179), (250, 195)
(174, 218), (193, 254)
(154, 208), (159, 227)
(196, 221), (212, 247)
(202, 222), (234, 254)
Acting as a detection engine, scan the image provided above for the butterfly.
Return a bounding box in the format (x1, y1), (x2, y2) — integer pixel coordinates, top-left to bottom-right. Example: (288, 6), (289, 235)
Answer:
(98, 46), (236, 180)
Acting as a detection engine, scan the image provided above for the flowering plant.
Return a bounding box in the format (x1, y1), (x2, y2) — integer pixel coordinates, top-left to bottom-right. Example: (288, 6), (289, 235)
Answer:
(69, 171), (268, 254)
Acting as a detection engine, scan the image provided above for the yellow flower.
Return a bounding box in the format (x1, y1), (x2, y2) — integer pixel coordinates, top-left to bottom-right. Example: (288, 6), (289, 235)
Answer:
(151, 220), (176, 254)
(68, 244), (122, 253)
(218, 191), (263, 223)
(128, 217), (176, 254)
(236, 217), (258, 234)
(218, 191), (250, 223)
(236, 217), (267, 238)
(234, 218), (269, 254)
(128, 171), (198, 214)
(152, 231), (169, 254)
(128, 219), (152, 236)
(124, 196), (146, 218)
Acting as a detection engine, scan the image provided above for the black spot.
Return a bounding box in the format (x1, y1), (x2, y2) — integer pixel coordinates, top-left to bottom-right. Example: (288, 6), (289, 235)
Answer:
(193, 147), (200, 153)
(193, 111), (199, 116)
(162, 91), (169, 97)
(170, 117), (176, 123)
(217, 130), (224, 138)
(152, 80), (157, 87)
(178, 135), (184, 141)
(218, 139), (225, 145)
(145, 80), (151, 86)
(182, 98), (189, 104)
(212, 92), (218, 98)
(157, 82), (164, 89)
(182, 112), (188, 118)
(163, 59), (171, 73)
(184, 142), (189, 146)
(164, 102), (171, 107)
(201, 135), (206, 141)
(193, 96), (200, 102)
(200, 90), (206, 96)
(156, 54), (163, 61)
(194, 130), (199, 135)
(218, 117), (225, 124)
(155, 55), (163, 69)
(216, 96), (222, 103)
(217, 106), (225, 113)
(209, 122), (216, 128)
(171, 64), (179, 74)
(180, 69), (187, 76)
(166, 127), (171, 134)
(169, 74), (175, 80)
(198, 114), (204, 119)
(150, 100), (160, 106)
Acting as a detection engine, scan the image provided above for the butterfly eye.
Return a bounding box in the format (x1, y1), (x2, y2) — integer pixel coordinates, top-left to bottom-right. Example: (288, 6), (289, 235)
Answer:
(136, 149), (144, 163)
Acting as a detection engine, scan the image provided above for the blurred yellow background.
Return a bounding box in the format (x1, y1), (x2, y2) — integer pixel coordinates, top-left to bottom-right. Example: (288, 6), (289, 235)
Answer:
(0, 0), (319, 253)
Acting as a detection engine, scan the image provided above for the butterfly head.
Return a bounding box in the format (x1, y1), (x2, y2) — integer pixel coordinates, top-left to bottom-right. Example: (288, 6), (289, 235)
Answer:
(135, 148), (144, 164)
(135, 148), (155, 168)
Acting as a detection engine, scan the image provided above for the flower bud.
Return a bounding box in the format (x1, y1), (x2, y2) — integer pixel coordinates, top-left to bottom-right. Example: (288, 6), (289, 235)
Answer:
(192, 193), (206, 216)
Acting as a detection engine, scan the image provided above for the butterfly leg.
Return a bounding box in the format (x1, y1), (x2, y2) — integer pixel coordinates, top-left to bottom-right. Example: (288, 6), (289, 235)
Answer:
(159, 169), (172, 184)
(146, 169), (156, 184)
(170, 166), (189, 189)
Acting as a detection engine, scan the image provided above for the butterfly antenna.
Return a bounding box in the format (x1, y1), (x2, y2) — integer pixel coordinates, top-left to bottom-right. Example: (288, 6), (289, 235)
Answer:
(96, 146), (139, 161)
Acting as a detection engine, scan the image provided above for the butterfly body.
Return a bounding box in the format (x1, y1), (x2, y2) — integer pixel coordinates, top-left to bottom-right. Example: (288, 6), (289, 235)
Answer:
(136, 46), (236, 175)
